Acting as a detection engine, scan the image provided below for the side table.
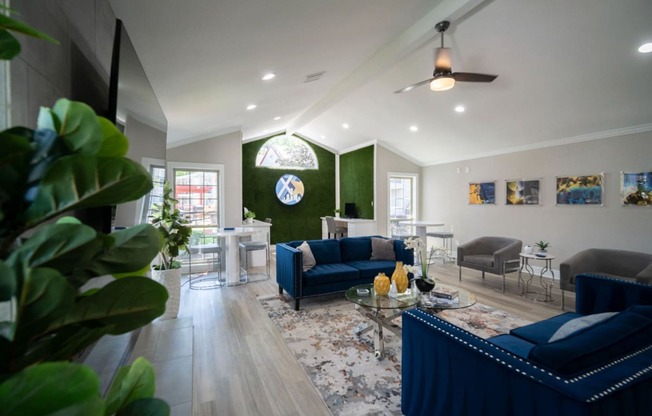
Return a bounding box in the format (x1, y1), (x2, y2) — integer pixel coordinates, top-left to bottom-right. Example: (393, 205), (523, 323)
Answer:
(519, 253), (555, 302)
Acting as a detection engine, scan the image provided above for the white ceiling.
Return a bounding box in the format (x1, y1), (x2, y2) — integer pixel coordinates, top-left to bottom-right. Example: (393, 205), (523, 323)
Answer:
(109, 0), (652, 166)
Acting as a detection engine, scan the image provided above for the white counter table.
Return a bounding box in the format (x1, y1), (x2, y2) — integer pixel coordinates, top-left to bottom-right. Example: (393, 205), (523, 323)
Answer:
(320, 217), (377, 239)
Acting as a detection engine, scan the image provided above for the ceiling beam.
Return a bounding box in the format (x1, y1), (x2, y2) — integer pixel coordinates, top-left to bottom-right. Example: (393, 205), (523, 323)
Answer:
(285, 0), (489, 135)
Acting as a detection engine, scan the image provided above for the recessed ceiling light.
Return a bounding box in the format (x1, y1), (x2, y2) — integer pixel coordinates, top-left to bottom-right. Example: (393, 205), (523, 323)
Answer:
(639, 43), (652, 53)
(320, 135), (326, 139)
(246, 104), (257, 110)
(409, 125), (418, 132)
(273, 116), (281, 120)
(342, 123), (349, 129)
(262, 73), (276, 80)
(455, 105), (465, 113)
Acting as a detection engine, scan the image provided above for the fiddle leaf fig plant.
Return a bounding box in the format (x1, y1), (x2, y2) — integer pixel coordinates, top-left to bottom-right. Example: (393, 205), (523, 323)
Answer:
(0, 13), (168, 415)
(150, 182), (192, 270)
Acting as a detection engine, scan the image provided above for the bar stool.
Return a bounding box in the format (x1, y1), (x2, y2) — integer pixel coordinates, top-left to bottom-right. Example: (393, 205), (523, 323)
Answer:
(188, 242), (224, 289)
(325, 216), (347, 239)
(426, 230), (455, 263)
(239, 240), (270, 282)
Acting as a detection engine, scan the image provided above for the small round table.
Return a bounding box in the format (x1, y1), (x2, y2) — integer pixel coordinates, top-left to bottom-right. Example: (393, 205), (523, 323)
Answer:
(345, 284), (420, 359)
(519, 253), (556, 302)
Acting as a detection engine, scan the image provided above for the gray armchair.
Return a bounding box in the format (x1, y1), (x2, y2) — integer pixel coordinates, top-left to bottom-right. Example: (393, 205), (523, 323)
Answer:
(457, 236), (522, 292)
(559, 248), (652, 309)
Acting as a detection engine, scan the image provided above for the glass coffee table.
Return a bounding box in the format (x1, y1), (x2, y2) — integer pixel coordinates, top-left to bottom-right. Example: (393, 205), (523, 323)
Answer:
(345, 284), (420, 359)
(418, 283), (476, 311)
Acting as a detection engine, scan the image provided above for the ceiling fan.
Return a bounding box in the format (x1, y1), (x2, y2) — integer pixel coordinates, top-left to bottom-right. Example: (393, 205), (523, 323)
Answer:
(394, 21), (497, 93)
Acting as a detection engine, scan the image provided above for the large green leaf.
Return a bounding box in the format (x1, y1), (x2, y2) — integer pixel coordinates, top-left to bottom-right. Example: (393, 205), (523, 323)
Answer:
(43, 99), (102, 154)
(0, 362), (103, 416)
(0, 13), (59, 45)
(97, 117), (129, 157)
(0, 29), (19, 61)
(8, 222), (97, 271)
(79, 224), (161, 279)
(25, 155), (153, 226)
(104, 357), (156, 415)
(14, 267), (75, 346)
(118, 398), (170, 416)
(51, 277), (167, 335)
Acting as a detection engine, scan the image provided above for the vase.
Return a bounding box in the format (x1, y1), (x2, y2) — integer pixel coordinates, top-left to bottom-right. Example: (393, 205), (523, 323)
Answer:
(374, 272), (390, 296)
(392, 261), (409, 293)
(415, 278), (435, 293)
(151, 268), (181, 320)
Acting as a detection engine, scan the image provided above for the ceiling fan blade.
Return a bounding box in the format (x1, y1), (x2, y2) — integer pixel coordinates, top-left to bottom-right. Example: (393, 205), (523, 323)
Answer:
(434, 47), (452, 72)
(452, 72), (498, 83)
(394, 78), (434, 94)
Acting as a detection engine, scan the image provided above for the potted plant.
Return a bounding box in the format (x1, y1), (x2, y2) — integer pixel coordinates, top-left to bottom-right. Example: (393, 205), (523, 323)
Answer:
(334, 208), (341, 218)
(534, 240), (550, 254)
(403, 237), (437, 292)
(244, 209), (256, 224)
(150, 182), (192, 320)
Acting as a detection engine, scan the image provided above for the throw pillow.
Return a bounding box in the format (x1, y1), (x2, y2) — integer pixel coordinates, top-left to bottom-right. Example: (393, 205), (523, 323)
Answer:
(298, 241), (316, 272)
(370, 237), (396, 261)
(548, 312), (618, 342)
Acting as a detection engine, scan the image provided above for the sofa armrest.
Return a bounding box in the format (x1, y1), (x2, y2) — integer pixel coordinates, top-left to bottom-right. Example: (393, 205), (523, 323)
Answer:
(494, 241), (522, 273)
(393, 239), (414, 265)
(275, 243), (302, 299)
(575, 273), (652, 315)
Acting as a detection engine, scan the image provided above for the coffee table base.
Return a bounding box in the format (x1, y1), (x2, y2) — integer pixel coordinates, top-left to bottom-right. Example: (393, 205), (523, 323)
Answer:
(352, 305), (403, 360)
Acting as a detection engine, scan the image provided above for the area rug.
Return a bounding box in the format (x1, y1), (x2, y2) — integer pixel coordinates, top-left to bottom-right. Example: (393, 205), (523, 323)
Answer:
(259, 295), (531, 416)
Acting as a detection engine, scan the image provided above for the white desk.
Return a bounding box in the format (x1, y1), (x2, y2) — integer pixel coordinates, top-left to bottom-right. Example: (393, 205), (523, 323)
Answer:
(398, 221), (445, 263)
(217, 227), (255, 285)
(320, 217), (377, 239)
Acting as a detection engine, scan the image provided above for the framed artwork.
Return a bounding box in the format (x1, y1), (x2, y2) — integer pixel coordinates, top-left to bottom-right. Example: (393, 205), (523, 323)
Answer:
(468, 181), (496, 205)
(621, 171), (652, 206)
(555, 174), (604, 205)
(275, 174), (304, 205)
(505, 179), (540, 205)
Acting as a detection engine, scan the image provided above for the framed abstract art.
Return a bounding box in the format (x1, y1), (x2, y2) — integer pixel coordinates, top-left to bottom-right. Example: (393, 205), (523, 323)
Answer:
(505, 179), (540, 205)
(555, 174), (604, 205)
(621, 171), (652, 206)
(468, 182), (496, 205)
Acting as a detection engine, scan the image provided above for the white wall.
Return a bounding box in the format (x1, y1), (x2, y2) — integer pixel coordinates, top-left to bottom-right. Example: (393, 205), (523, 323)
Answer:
(376, 144), (422, 236)
(420, 132), (652, 269)
(166, 132), (243, 227)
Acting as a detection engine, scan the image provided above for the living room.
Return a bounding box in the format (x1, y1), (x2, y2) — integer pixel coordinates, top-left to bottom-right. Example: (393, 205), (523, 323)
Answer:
(4, 0), (652, 415)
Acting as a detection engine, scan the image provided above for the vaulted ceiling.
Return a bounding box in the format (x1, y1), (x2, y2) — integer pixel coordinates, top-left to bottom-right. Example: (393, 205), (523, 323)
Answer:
(109, 0), (652, 166)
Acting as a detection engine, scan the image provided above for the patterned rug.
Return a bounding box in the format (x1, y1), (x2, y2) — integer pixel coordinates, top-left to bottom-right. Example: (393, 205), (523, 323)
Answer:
(258, 294), (531, 416)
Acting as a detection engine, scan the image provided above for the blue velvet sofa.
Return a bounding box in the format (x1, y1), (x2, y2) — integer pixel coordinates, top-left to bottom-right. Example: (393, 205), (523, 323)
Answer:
(402, 274), (652, 416)
(276, 236), (413, 310)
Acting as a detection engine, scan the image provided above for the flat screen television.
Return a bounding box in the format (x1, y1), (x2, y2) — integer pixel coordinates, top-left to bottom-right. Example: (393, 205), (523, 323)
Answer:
(344, 203), (358, 218)
(70, 19), (122, 235)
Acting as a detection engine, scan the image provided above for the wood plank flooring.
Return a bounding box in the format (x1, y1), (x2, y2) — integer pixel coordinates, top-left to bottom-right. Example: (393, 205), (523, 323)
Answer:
(148, 254), (576, 416)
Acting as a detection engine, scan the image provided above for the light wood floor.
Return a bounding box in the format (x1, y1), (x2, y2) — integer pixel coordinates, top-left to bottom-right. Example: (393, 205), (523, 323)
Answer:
(154, 256), (576, 416)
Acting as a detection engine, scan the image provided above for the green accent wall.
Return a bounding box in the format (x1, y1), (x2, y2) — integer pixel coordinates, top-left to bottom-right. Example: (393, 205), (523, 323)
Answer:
(340, 145), (374, 219)
(242, 135), (335, 244)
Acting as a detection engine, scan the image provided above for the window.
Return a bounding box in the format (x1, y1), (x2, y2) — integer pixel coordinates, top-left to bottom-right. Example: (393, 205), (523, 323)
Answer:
(388, 173), (418, 235)
(140, 164), (166, 224)
(255, 134), (318, 169)
(167, 162), (225, 273)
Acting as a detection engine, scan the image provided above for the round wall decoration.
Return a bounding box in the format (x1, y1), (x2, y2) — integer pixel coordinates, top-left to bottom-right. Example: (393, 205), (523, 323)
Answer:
(276, 174), (304, 205)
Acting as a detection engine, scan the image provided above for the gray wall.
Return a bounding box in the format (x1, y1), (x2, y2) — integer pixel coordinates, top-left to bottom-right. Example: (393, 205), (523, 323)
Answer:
(167, 132), (243, 227)
(10, 0), (115, 127)
(376, 144), (422, 236)
(421, 132), (652, 269)
(114, 115), (167, 227)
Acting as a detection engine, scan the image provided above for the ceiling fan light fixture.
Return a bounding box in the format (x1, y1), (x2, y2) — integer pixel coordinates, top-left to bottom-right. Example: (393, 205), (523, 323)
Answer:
(430, 76), (455, 91)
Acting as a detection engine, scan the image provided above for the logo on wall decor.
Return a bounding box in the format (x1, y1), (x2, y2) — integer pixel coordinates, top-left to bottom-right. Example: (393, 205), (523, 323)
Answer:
(276, 174), (304, 205)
